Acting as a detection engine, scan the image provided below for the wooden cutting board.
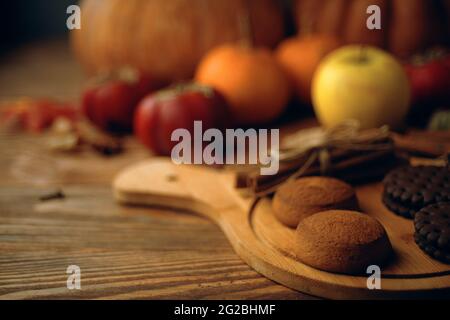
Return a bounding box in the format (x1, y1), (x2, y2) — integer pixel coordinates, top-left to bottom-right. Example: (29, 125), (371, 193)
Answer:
(113, 158), (450, 299)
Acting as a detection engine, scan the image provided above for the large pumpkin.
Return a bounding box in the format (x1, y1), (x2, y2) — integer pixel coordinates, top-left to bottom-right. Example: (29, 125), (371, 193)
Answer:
(294, 0), (450, 58)
(71, 0), (285, 82)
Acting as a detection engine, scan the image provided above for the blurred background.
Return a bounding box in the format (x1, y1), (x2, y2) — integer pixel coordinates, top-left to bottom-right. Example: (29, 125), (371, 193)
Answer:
(0, 0), (449, 126)
(0, 0), (83, 100)
(0, 0), (78, 55)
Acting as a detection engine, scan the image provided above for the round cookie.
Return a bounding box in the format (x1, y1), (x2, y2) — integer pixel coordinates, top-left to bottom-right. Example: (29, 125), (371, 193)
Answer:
(272, 177), (358, 228)
(382, 193), (416, 219)
(294, 210), (393, 274)
(414, 202), (450, 264)
(383, 166), (450, 219)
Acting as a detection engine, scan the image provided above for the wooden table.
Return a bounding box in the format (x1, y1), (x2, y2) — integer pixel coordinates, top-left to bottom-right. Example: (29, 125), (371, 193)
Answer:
(0, 40), (314, 300)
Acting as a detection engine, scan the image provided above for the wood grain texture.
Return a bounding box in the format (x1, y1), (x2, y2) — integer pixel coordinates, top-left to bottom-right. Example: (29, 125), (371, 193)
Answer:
(0, 136), (312, 300)
(0, 41), (313, 300)
(0, 186), (310, 300)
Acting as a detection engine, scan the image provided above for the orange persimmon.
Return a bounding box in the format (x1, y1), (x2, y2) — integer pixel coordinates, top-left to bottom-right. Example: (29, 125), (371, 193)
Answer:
(276, 35), (341, 104)
(195, 44), (291, 125)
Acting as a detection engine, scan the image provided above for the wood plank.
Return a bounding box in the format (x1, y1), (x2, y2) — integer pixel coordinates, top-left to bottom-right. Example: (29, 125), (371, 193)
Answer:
(0, 186), (312, 299)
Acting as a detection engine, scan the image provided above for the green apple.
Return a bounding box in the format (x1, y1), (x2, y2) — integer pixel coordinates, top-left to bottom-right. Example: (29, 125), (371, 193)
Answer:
(312, 45), (411, 129)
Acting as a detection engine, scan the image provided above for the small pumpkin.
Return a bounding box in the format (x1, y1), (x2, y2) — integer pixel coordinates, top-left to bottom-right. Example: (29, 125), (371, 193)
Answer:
(195, 44), (292, 125)
(276, 35), (341, 104)
(294, 0), (450, 58)
(71, 0), (285, 83)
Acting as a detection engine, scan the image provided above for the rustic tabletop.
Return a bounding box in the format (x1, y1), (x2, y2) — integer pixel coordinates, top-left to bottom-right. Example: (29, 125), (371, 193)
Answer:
(0, 40), (315, 300)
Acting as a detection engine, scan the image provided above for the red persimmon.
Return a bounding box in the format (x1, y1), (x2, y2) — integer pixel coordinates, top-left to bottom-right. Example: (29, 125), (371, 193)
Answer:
(82, 69), (161, 133)
(404, 53), (450, 106)
(134, 84), (231, 155)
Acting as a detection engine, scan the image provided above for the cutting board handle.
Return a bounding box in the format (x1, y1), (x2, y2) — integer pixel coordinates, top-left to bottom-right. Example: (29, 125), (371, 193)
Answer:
(113, 158), (240, 222)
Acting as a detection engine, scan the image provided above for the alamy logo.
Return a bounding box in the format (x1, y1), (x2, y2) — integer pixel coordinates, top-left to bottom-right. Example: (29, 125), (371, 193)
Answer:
(367, 5), (381, 30)
(66, 5), (81, 30)
(366, 265), (381, 290)
(171, 121), (279, 176)
(66, 265), (81, 290)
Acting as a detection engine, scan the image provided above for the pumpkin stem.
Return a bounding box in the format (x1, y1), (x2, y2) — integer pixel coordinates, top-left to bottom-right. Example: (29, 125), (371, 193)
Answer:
(300, 11), (314, 36)
(238, 0), (253, 48)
